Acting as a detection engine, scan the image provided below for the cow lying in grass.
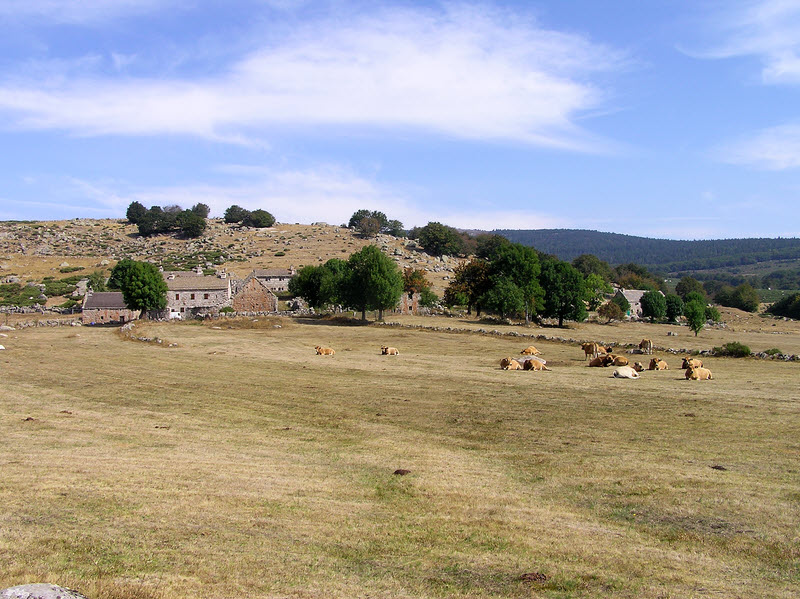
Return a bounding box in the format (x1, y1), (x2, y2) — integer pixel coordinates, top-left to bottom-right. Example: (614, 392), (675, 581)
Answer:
(682, 357), (703, 369)
(648, 358), (669, 370)
(612, 366), (640, 379)
(520, 345), (541, 356)
(381, 346), (400, 355)
(315, 346), (335, 356)
(685, 365), (713, 380)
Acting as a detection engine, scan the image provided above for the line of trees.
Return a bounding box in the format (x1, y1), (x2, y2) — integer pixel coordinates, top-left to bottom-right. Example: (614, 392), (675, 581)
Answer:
(126, 202), (208, 238)
(224, 205), (276, 228)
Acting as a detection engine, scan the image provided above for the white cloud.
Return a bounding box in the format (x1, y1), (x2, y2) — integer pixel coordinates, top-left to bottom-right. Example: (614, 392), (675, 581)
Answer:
(692, 0), (800, 84)
(0, 4), (624, 150)
(715, 123), (800, 169)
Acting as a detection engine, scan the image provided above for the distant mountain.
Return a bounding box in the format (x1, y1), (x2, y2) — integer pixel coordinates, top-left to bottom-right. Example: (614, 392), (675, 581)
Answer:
(492, 229), (800, 274)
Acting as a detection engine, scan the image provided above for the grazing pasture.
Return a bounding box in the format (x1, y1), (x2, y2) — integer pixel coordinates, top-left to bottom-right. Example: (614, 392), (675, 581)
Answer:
(1, 317), (799, 598)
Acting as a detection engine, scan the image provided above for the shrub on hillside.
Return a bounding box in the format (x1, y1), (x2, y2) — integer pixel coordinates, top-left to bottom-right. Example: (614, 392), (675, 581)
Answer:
(768, 292), (800, 319)
(713, 341), (751, 358)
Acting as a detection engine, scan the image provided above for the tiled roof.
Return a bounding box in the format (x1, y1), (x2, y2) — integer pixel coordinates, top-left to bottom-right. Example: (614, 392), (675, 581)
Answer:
(253, 268), (293, 278)
(165, 276), (230, 291)
(83, 292), (129, 309)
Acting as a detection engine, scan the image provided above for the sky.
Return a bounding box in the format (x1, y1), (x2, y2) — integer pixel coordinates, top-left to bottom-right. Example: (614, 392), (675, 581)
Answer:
(1, 0), (800, 240)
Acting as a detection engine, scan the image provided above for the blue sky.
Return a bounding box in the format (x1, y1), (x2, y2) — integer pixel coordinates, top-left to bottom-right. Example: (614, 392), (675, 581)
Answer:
(1, 0), (800, 239)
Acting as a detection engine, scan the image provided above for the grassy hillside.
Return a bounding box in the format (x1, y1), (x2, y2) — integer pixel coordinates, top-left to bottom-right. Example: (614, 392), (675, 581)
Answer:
(1, 315), (798, 598)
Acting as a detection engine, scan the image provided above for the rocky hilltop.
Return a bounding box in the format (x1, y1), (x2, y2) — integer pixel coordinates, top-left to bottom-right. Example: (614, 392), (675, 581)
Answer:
(0, 219), (460, 306)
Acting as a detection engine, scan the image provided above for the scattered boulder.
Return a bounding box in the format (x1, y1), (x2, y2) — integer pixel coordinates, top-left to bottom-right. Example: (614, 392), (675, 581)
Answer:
(0, 583), (90, 599)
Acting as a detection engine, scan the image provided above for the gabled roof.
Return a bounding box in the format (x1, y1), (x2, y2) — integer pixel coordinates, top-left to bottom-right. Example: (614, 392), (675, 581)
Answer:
(252, 268), (293, 278)
(233, 274), (278, 297)
(83, 292), (129, 310)
(617, 289), (663, 303)
(165, 275), (230, 291)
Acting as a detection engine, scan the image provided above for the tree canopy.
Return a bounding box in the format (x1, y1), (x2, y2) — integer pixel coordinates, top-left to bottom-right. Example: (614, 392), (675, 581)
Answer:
(416, 222), (465, 256)
(110, 260), (167, 313)
(684, 299), (707, 336)
(539, 259), (588, 327)
(342, 246), (403, 320)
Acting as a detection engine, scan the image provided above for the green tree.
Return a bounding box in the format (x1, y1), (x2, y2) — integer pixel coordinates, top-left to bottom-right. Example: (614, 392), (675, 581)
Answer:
(640, 290), (667, 322)
(288, 259), (347, 309)
(665, 294), (684, 323)
(126, 201), (147, 224)
(402, 268), (431, 295)
(191, 203), (210, 219)
(444, 258), (491, 315)
(417, 222), (465, 256)
(768, 292), (800, 319)
(176, 209), (206, 238)
(684, 299), (707, 336)
(475, 234), (511, 261)
(342, 246), (403, 320)
(572, 253), (614, 282)
(108, 259), (135, 290)
(479, 276), (525, 320)
(584, 273), (613, 310)
(675, 276), (705, 301)
(482, 243), (543, 323)
(113, 260), (168, 314)
(611, 292), (631, 315)
(87, 270), (108, 293)
(715, 283), (760, 312)
(224, 205), (250, 224)
(243, 209), (275, 228)
(539, 259), (587, 327)
(419, 287), (439, 308)
(385, 219), (405, 237)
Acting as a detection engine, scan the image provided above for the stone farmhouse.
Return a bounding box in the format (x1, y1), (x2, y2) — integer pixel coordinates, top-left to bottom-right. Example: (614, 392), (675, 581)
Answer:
(160, 267), (278, 319)
(163, 269), (231, 319)
(251, 267), (296, 293)
(82, 291), (140, 325)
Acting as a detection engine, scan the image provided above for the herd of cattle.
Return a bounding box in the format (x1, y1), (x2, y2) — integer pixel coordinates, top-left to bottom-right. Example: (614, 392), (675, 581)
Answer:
(314, 338), (714, 381)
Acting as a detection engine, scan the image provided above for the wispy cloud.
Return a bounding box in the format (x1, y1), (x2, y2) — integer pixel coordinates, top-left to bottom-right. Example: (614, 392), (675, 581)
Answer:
(0, 4), (625, 150)
(690, 0), (800, 84)
(715, 123), (800, 169)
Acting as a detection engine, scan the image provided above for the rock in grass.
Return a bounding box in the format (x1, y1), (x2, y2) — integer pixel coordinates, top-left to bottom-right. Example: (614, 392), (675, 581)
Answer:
(0, 584), (90, 599)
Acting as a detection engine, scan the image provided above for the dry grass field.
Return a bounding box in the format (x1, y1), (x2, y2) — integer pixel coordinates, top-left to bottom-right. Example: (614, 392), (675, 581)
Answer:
(1, 315), (799, 598)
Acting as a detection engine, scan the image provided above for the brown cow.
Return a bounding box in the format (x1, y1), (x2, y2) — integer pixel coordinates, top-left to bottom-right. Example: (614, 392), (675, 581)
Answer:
(315, 346), (335, 356)
(685, 365), (713, 380)
(520, 345), (542, 356)
(682, 357), (703, 369)
(381, 346), (400, 355)
(589, 354), (615, 367)
(611, 355), (629, 366)
(648, 357), (669, 370)
(639, 338), (653, 355)
(582, 342), (605, 360)
(632, 361), (645, 372)
(523, 359), (551, 371)
(500, 357), (523, 370)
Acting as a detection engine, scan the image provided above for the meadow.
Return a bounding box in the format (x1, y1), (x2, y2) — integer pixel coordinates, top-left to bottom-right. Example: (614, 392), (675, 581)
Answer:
(1, 315), (798, 598)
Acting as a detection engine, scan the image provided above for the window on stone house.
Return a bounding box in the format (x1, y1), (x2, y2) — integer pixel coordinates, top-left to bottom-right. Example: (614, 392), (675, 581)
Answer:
(204, 293), (209, 299)
(175, 294), (180, 300)
(191, 293), (195, 300)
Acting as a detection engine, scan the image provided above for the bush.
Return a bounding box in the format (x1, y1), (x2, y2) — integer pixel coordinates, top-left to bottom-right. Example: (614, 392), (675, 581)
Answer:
(59, 266), (85, 273)
(764, 348), (783, 356)
(768, 292), (800, 319)
(219, 306), (234, 314)
(243, 209), (276, 228)
(713, 341), (751, 358)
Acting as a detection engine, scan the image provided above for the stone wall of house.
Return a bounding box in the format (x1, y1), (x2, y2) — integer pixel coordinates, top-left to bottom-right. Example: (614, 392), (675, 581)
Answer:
(168, 288), (230, 317)
(232, 279), (278, 312)
(398, 292), (419, 315)
(259, 277), (291, 292)
(82, 307), (140, 324)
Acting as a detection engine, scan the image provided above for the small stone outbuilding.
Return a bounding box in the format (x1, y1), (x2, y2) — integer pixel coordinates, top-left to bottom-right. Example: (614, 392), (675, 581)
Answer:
(82, 292), (140, 324)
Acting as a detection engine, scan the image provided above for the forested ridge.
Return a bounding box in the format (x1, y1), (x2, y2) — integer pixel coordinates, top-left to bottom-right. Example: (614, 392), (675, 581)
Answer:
(493, 229), (800, 273)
